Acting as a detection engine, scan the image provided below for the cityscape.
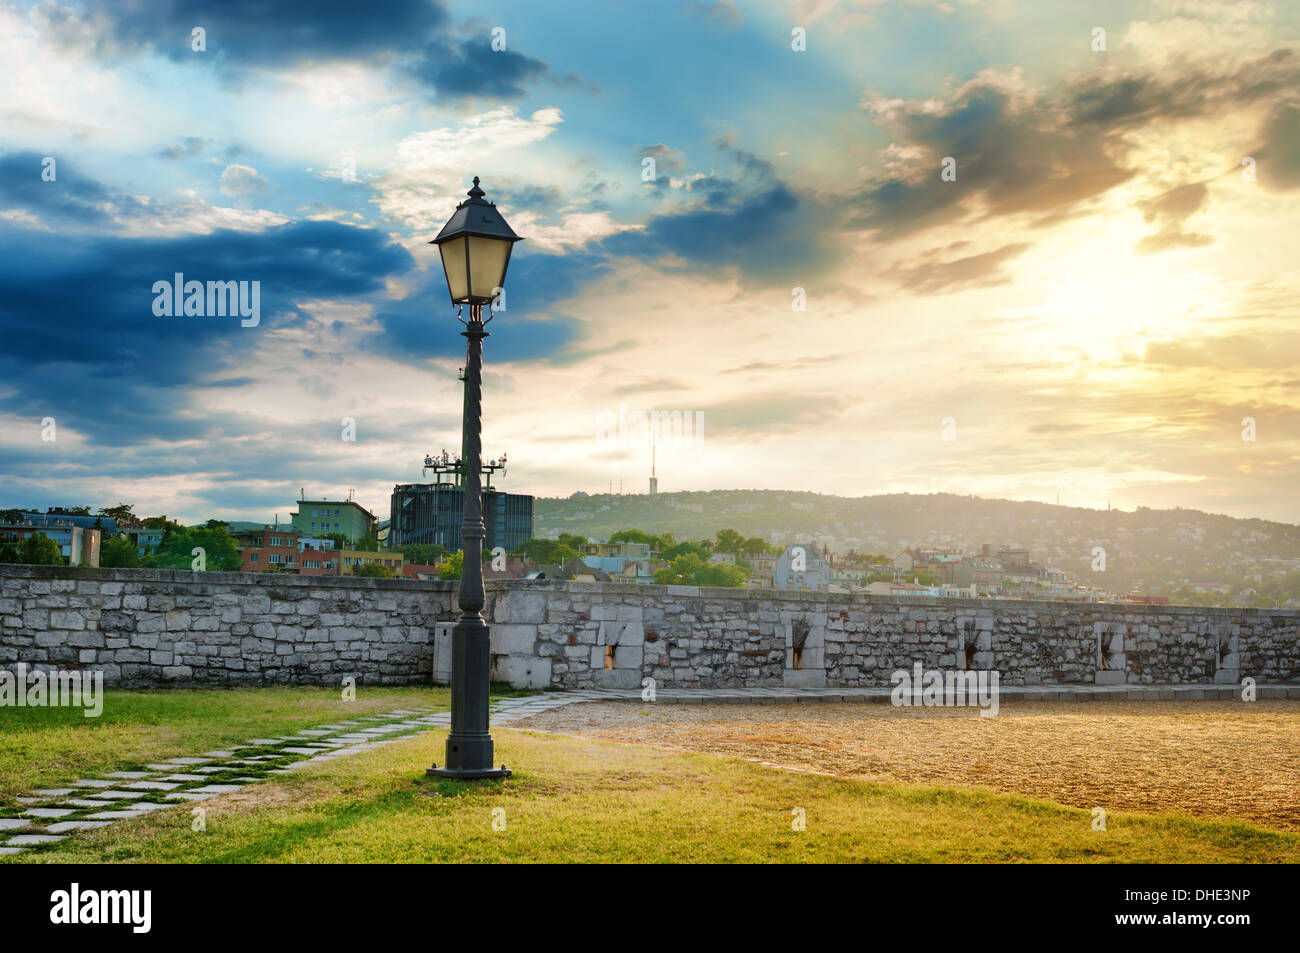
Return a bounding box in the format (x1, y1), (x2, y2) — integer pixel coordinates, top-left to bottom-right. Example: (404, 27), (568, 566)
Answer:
(1, 0), (1297, 893)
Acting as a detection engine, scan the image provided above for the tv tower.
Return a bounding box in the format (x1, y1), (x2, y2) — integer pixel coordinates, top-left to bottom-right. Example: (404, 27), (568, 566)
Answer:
(649, 429), (659, 495)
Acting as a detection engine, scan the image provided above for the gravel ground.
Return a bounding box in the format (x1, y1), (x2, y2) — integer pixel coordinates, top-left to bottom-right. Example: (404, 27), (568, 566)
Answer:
(516, 699), (1300, 831)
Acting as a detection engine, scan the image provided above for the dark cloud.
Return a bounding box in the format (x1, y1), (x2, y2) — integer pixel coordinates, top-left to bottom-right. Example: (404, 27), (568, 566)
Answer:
(157, 136), (210, 160)
(697, 392), (849, 439)
(1141, 332), (1300, 371)
(36, 0), (567, 102)
(1133, 181), (1212, 254)
(363, 247), (605, 366)
(1253, 103), (1300, 192)
(0, 215), (415, 447)
(888, 241), (1031, 295)
(855, 50), (1300, 238)
(368, 307), (584, 365)
(406, 36), (550, 101)
(855, 83), (1134, 236)
(638, 143), (686, 190)
(721, 356), (839, 374)
(1065, 49), (1299, 131)
(39, 0), (447, 62)
(602, 179), (842, 286)
(0, 151), (152, 226)
(613, 377), (690, 395)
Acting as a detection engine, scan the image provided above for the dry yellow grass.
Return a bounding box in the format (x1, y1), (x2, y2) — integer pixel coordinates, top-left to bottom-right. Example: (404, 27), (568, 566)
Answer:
(518, 699), (1300, 831)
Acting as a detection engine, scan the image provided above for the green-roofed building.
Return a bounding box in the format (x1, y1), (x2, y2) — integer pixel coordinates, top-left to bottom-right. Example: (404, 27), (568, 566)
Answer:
(290, 499), (377, 547)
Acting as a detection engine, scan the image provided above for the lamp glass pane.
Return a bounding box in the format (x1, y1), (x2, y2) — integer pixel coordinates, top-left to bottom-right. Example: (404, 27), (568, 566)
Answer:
(438, 235), (469, 302)
(467, 234), (511, 301)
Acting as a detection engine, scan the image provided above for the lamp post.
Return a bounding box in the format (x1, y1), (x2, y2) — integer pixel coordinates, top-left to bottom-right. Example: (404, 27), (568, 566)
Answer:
(427, 176), (522, 780)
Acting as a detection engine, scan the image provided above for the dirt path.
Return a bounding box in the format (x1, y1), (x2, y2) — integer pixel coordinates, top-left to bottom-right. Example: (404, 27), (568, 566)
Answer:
(516, 699), (1300, 831)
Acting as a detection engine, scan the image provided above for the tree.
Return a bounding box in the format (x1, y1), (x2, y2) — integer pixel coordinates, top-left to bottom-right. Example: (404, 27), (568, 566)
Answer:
(556, 532), (588, 551)
(438, 550), (464, 580)
(515, 538), (578, 565)
(740, 536), (770, 556)
(653, 553), (747, 588)
(398, 543), (447, 565)
(97, 504), (136, 525)
(661, 540), (710, 561)
(101, 535), (140, 568)
(714, 528), (744, 555)
(353, 561), (394, 578)
(610, 529), (655, 546)
(0, 541), (19, 563)
(143, 525), (240, 571)
(19, 532), (64, 565)
(608, 529), (678, 551)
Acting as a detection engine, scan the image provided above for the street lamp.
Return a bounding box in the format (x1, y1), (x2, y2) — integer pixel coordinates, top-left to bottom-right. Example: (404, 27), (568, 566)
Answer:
(427, 176), (522, 781)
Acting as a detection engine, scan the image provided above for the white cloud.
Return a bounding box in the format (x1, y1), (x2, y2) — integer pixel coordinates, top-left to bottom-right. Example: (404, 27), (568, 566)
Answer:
(375, 106), (566, 231)
(219, 164), (270, 198)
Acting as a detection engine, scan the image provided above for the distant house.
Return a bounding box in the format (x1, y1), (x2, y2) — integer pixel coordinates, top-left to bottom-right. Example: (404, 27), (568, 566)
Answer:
(774, 542), (830, 591)
(118, 520), (166, 556)
(947, 558), (1005, 592)
(563, 557), (612, 583)
(747, 553), (778, 589)
(1, 518), (102, 567)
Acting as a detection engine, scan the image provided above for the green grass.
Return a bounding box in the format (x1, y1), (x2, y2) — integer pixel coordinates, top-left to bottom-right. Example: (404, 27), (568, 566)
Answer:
(0, 684), (527, 796)
(14, 727), (1300, 864)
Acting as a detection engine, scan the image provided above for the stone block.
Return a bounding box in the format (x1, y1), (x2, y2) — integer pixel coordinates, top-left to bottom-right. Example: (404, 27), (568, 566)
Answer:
(490, 655), (552, 689)
(490, 623), (538, 655)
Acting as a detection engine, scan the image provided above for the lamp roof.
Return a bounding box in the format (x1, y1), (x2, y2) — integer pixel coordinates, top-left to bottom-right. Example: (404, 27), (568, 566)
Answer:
(429, 176), (522, 245)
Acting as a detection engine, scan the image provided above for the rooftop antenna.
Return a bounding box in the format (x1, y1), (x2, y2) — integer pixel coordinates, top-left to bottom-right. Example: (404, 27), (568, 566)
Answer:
(300, 487), (305, 501)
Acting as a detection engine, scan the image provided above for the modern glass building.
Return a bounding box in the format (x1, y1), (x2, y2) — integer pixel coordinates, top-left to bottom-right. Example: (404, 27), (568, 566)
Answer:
(388, 483), (534, 553)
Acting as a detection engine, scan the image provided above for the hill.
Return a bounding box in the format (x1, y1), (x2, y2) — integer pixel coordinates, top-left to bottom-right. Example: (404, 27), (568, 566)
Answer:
(536, 490), (1300, 599)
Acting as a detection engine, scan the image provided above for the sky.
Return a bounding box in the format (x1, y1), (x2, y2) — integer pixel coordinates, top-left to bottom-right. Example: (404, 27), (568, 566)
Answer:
(0, 0), (1298, 526)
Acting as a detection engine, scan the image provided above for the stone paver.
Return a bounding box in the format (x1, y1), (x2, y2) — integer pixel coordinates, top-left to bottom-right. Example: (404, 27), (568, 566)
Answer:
(45, 821), (113, 833)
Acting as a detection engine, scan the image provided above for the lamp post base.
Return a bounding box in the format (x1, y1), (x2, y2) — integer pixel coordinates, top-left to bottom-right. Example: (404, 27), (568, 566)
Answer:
(426, 764), (512, 780)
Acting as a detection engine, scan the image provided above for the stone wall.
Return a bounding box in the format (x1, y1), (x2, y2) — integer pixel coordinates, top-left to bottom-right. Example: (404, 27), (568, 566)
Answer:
(481, 581), (1300, 690)
(0, 565), (455, 685)
(2, 565), (1298, 689)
